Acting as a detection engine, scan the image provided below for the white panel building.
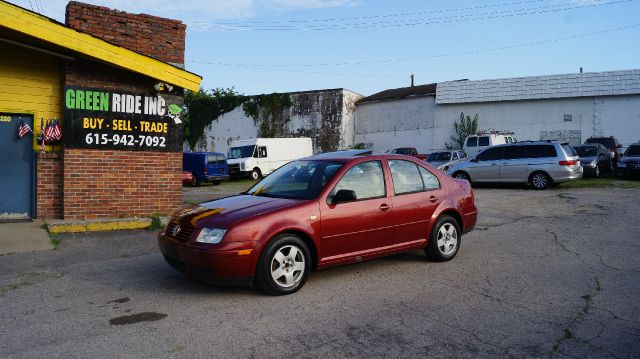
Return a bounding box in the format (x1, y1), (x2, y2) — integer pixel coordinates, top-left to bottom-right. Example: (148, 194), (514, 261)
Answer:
(355, 69), (640, 152)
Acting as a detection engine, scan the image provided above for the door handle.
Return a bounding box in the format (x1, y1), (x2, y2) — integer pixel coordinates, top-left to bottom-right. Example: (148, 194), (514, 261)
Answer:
(429, 195), (438, 203)
(379, 204), (391, 212)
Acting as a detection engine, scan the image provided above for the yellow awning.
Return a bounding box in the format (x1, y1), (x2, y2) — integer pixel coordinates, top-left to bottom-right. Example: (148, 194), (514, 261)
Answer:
(0, 1), (202, 91)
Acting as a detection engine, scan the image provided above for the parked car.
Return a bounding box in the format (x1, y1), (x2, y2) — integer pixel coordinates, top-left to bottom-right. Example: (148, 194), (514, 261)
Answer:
(584, 136), (622, 165)
(390, 147), (429, 161)
(427, 150), (468, 172)
(183, 152), (229, 186)
(463, 132), (517, 157)
(227, 138), (313, 180)
(158, 150), (478, 295)
(616, 143), (640, 178)
(182, 171), (195, 187)
(448, 141), (582, 190)
(573, 144), (613, 177)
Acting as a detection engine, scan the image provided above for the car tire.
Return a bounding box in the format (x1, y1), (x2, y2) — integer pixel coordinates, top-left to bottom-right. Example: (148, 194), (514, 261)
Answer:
(529, 171), (551, 190)
(251, 168), (262, 181)
(191, 177), (199, 187)
(425, 215), (461, 262)
(452, 171), (471, 183)
(255, 234), (311, 295)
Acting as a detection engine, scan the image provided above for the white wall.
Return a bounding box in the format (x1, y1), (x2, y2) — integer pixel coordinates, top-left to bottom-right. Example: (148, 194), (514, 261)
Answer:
(354, 96), (436, 153)
(185, 89), (364, 155)
(354, 94), (640, 152)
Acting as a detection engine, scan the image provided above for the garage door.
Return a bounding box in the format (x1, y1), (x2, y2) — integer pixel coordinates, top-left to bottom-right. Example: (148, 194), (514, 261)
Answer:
(0, 113), (34, 220)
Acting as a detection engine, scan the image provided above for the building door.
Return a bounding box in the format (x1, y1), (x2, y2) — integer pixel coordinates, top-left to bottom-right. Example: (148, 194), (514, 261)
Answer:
(0, 113), (34, 220)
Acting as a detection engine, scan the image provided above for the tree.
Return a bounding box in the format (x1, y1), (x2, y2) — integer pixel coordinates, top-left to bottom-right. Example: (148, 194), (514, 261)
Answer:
(446, 112), (478, 150)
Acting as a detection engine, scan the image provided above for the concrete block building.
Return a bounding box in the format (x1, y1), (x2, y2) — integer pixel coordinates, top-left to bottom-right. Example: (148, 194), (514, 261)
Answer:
(355, 70), (640, 152)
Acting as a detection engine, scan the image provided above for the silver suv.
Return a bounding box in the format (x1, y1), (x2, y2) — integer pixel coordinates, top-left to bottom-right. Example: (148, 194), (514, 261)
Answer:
(447, 141), (582, 189)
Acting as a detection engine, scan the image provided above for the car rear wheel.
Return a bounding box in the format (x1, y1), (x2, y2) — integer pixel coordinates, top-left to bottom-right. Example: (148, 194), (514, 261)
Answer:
(425, 215), (461, 261)
(256, 234), (311, 295)
(191, 176), (199, 187)
(530, 171), (551, 190)
(452, 171), (471, 183)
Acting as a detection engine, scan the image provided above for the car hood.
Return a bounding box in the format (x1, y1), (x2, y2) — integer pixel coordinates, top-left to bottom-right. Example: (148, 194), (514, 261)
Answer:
(173, 195), (302, 228)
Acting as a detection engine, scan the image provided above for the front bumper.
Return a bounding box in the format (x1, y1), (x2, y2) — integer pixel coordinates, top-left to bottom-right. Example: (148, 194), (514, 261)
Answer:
(616, 165), (640, 178)
(157, 231), (257, 285)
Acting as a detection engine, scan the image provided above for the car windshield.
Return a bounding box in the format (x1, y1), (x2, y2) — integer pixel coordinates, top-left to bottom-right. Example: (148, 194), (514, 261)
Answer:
(586, 138), (615, 148)
(427, 152), (452, 162)
(625, 145), (640, 157)
(245, 160), (344, 200)
(227, 145), (255, 159)
(574, 146), (597, 157)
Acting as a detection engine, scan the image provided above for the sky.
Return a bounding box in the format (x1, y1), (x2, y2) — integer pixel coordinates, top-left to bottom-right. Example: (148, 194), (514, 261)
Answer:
(8, 0), (640, 96)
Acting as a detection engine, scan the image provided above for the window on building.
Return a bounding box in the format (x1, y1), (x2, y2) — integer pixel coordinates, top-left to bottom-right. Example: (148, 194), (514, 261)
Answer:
(564, 114), (572, 122)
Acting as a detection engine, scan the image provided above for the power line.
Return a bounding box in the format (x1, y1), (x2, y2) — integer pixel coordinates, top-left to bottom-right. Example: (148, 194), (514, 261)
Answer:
(189, 0), (637, 31)
(200, 0), (549, 26)
(187, 23), (640, 77)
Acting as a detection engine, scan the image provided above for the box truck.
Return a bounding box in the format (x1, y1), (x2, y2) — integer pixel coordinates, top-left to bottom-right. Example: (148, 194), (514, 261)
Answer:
(227, 138), (313, 180)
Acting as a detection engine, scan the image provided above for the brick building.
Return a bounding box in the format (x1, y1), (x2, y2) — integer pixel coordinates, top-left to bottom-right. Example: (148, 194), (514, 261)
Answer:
(0, 1), (201, 221)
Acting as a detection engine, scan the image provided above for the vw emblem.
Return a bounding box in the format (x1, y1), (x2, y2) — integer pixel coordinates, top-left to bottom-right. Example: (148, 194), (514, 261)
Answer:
(170, 225), (181, 237)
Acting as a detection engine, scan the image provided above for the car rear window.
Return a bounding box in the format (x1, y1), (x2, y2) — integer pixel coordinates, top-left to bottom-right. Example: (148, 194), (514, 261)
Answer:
(586, 138), (615, 148)
(561, 144), (577, 157)
(478, 137), (490, 146)
(525, 145), (557, 158)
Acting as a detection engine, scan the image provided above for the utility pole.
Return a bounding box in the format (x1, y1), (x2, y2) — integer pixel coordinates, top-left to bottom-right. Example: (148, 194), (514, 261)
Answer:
(410, 74), (414, 87)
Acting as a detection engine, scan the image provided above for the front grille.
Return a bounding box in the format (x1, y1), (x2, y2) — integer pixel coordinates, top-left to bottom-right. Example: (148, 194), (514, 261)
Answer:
(228, 163), (240, 173)
(165, 222), (195, 242)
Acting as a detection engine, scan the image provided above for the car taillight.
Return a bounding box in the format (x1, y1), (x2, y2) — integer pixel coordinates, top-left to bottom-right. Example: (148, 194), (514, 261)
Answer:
(203, 167), (208, 174)
(559, 160), (578, 166)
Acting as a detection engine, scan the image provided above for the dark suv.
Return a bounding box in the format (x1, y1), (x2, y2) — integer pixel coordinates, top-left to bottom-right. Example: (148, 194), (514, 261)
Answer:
(584, 136), (622, 165)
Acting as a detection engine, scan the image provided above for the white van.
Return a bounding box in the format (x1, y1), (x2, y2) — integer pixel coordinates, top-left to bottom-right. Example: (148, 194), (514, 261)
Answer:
(227, 138), (313, 180)
(463, 132), (517, 157)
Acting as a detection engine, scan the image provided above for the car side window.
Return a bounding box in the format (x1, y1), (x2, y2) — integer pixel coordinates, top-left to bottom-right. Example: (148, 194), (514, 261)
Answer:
(332, 161), (386, 200)
(388, 160), (424, 195)
(477, 147), (503, 161)
(258, 146), (268, 158)
(466, 137), (477, 147)
(525, 145), (557, 158)
(452, 152), (458, 160)
(502, 146), (525, 160)
(418, 166), (440, 191)
(478, 137), (490, 146)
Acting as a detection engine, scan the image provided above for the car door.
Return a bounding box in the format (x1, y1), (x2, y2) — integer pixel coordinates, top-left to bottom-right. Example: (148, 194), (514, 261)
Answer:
(255, 146), (271, 174)
(500, 145), (527, 182)
(320, 160), (394, 262)
(387, 159), (443, 247)
(469, 146), (503, 182)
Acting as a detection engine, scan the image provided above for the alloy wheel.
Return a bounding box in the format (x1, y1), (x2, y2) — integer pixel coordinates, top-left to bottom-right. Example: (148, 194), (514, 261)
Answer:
(437, 223), (458, 256)
(270, 245), (305, 288)
(532, 173), (548, 189)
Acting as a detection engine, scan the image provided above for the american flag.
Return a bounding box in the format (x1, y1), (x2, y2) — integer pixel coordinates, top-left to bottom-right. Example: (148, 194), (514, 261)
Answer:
(18, 120), (32, 138)
(43, 119), (62, 142)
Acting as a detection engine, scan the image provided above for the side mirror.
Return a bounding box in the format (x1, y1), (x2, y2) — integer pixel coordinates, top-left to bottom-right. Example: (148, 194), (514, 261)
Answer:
(329, 189), (357, 204)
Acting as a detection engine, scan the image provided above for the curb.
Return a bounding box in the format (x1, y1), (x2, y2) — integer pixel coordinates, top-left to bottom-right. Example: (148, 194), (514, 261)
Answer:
(47, 217), (169, 234)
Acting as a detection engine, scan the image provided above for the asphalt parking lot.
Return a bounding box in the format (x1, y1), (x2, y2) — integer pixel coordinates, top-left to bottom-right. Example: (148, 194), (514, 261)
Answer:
(1, 185), (639, 358)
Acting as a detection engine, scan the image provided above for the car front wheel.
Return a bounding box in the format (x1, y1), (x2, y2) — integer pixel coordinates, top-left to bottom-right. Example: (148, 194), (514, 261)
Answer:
(256, 234), (311, 295)
(425, 215), (461, 261)
(251, 169), (261, 181)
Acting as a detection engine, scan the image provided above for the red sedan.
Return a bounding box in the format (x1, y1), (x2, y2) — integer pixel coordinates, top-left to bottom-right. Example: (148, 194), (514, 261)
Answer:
(159, 150), (477, 295)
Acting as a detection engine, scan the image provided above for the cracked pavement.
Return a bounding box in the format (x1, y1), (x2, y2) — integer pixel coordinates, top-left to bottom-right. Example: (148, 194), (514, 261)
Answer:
(1, 187), (639, 358)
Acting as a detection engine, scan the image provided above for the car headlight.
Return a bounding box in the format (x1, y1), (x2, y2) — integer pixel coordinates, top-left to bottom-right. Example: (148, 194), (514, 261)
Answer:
(617, 162), (627, 168)
(195, 228), (226, 244)
(240, 162), (245, 170)
(589, 160), (597, 168)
